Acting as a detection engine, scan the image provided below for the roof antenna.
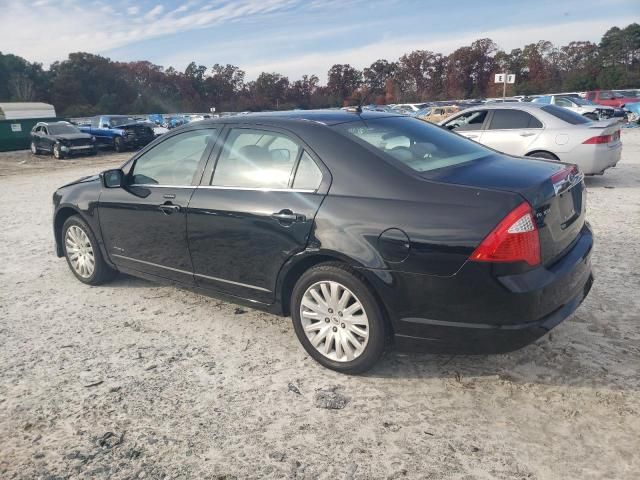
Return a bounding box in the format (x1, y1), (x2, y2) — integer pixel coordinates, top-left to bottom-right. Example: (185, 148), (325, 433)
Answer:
(355, 69), (387, 113)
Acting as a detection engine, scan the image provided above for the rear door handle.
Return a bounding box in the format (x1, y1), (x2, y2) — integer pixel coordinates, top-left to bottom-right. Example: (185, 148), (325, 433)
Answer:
(466, 134), (478, 139)
(271, 210), (306, 223)
(158, 204), (181, 215)
(519, 132), (535, 137)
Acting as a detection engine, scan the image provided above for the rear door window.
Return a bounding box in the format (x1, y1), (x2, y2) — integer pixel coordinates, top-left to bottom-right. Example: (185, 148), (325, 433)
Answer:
(488, 109), (543, 129)
(212, 128), (301, 189)
(293, 151), (323, 190)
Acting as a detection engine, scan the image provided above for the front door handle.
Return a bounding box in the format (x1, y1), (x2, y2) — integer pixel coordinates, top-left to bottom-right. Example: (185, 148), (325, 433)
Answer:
(519, 132), (535, 137)
(158, 204), (181, 215)
(271, 209), (306, 223)
(466, 134), (478, 139)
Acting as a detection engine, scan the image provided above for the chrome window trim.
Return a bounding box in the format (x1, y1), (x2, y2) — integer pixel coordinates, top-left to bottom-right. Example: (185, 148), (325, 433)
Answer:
(111, 254), (271, 293)
(129, 184), (316, 193)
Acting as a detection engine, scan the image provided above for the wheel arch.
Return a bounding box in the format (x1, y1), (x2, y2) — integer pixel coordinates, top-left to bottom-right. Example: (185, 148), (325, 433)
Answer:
(277, 251), (395, 336)
(53, 206), (83, 257)
(525, 150), (560, 160)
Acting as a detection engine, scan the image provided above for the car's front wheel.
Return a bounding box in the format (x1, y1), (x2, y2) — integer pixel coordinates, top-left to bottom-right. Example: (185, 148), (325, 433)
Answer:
(53, 144), (64, 159)
(114, 136), (125, 152)
(30, 141), (39, 155)
(291, 263), (386, 374)
(62, 215), (116, 285)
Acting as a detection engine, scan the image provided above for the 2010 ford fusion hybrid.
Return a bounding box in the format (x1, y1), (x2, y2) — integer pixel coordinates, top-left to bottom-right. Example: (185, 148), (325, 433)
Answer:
(52, 110), (594, 373)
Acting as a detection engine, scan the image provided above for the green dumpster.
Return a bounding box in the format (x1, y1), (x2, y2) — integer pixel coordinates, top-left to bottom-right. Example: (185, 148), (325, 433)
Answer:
(0, 103), (58, 151)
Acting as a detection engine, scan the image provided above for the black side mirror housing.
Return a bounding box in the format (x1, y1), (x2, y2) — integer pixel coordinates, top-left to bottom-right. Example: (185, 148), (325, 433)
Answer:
(101, 169), (124, 188)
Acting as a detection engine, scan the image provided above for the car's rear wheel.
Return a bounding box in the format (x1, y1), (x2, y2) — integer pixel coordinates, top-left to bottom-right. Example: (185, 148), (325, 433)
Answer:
(291, 263), (386, 374)
(114, 136), (125, 152)
(62, 215), (116, 285)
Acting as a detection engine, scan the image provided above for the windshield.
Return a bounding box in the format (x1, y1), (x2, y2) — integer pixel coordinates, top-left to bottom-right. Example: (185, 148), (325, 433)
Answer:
(110, 117), (136, 127)
(541, 105), (591, 125)
(48, 123), (81, 135)
(333, 116), (492, 173)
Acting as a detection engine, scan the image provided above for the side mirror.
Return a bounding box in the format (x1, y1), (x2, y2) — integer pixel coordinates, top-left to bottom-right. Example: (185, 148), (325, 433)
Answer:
(101, 169), (124, 188)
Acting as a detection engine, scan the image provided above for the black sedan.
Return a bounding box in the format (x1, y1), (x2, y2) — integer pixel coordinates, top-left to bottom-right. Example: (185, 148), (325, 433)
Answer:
(52, 111), (593, 373)
(31, 121), (96, 158)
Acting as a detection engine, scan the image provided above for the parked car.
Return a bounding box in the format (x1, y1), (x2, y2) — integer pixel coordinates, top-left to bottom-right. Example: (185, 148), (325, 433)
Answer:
(79, 115), (155, 152)
(52, 110), (593, 373)
(416, 105), (460, 123)
(391, 103), (430, 113)
(30, 121), (96, 159)
(532, 95), (617, 120)
(585, 90), (638, 108)
(140, 121), (169, 137)
(440, 103), (622, 175)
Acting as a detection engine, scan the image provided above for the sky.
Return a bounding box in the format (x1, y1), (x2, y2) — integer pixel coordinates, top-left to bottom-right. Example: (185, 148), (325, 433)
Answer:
(0, 0), (637, 81)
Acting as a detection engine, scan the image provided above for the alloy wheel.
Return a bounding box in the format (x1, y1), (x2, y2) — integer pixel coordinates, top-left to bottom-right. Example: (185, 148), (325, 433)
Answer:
(300, 281), (369, 362)
(65, 225), (95, 278)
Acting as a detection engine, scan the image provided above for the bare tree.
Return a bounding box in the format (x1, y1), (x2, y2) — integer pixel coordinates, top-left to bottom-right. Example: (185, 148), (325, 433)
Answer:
(9, 73), (35, 101)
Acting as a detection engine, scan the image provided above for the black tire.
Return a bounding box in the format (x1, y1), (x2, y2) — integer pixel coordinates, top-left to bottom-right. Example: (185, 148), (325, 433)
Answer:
(526, 151), (558, 160)
(290, 262), (386, 374)
(583, 112), (598, 121)
(53, 143), (64, 159)
(62, 215), (117, 285)
(114, 136), (125, 152)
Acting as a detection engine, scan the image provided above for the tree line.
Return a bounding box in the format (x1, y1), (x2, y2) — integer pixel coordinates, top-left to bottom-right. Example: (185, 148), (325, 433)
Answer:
(0, 23), (638, 117)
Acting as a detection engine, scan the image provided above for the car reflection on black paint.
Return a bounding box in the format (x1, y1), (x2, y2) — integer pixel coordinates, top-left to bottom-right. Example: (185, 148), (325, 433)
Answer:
(52, 110), (593, 373)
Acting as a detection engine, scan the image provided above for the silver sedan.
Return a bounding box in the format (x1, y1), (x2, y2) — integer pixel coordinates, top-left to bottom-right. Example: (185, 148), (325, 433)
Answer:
(439, 103), (622, 175)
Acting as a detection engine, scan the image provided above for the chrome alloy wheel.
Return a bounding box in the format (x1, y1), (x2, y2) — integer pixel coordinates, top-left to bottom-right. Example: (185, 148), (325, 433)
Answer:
(65, 225), (95, 278)
(300, 281), (369, 362)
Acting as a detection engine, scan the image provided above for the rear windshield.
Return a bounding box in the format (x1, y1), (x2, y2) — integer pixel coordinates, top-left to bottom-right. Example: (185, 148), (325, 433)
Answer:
(333, 117), (492, 173)
(48, 124), (81, 135)
(541, 105), (591, 125)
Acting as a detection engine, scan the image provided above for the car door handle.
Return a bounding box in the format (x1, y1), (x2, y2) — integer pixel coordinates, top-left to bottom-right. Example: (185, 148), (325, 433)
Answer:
(519, 132), (536, 137)
(158, 204), (181, 215)
(466, 134), (478, 139)
(271, 210), (306, 223)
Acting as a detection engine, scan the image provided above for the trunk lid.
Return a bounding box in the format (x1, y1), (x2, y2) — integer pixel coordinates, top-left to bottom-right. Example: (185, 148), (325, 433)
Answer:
(427, 153), (586, 266)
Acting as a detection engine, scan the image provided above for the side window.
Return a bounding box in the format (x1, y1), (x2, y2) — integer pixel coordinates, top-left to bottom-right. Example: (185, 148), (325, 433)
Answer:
(130, 129), (214, 186)
(555, 97), (572, 107)
(293, 151), (323, 190)
(599, 91), (613, 100)
(586, 92), (596, 101)
(488, 109), (542, 130)
(212, 128), (300, 189)
(446, 110), (487, 131)
(91, 117), (100, 128)
(42, 127), (48, 135)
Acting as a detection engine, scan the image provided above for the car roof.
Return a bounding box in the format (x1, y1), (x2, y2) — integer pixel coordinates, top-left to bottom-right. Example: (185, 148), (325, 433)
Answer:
(463, 103), (547, 112)
(37, 121), (72, 126)
(195, 109), (403, 127)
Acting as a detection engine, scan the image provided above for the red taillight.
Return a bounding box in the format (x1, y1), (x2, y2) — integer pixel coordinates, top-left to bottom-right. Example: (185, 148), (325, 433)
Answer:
(470, 202), (541, 266)
(583, 134), (612, 144)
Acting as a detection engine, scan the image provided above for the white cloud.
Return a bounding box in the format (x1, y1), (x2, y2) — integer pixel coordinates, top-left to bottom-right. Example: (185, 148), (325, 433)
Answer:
(0, 0), (295, 66)
(237, 18), (628, 81)
(127, 6), (139, 15)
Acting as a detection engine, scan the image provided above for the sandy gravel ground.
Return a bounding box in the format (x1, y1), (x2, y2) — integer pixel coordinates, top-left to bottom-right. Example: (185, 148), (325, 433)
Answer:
(0, 134), (639, 480)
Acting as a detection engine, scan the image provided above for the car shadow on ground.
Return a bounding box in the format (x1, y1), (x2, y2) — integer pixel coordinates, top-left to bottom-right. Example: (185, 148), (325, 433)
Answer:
(362, 340), (638, 391)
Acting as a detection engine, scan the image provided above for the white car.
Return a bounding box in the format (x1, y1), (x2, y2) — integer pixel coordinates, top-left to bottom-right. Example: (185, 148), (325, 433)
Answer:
(440, 103), (622, 175)
(532, 95), (615, 120)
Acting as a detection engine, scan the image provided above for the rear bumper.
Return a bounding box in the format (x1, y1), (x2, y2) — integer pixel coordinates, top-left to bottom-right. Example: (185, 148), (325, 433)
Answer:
(394, 273), (593, 353)
(365, 224), (594, 354)
(569, 142), (621, 175)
